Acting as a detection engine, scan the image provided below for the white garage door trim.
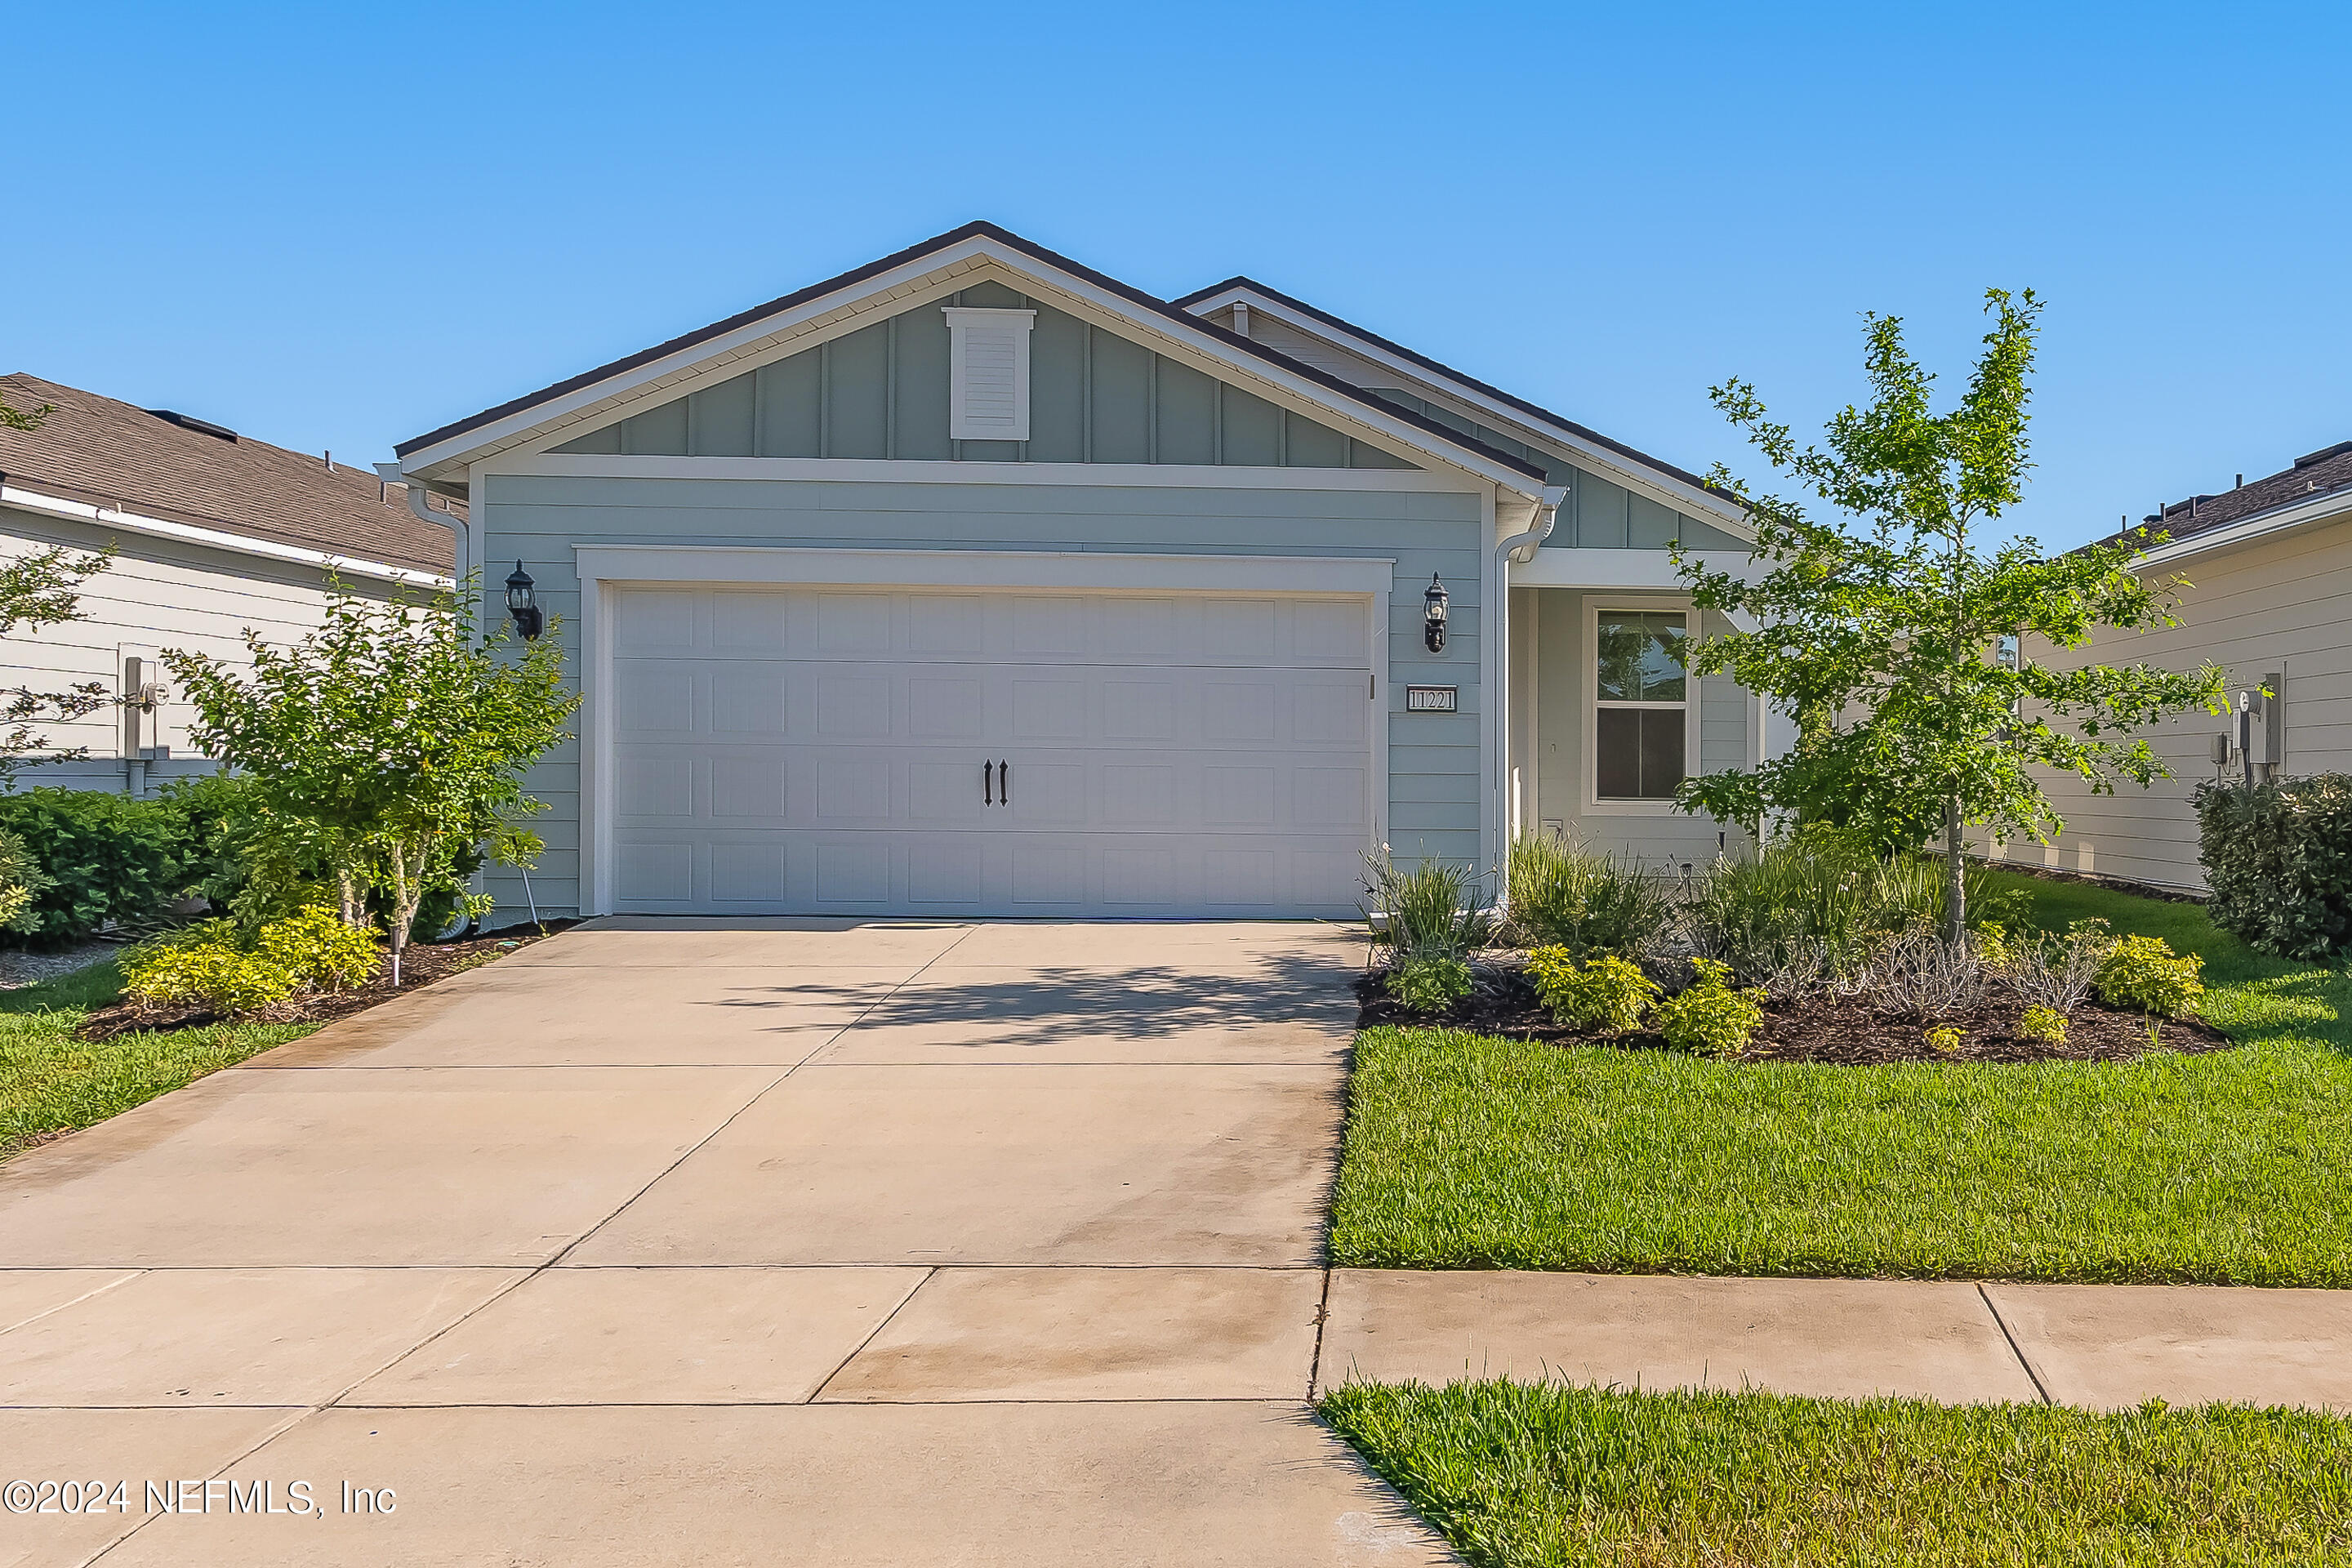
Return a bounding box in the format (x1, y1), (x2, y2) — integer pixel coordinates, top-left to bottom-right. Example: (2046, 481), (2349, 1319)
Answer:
(574, 546), (1393, 917)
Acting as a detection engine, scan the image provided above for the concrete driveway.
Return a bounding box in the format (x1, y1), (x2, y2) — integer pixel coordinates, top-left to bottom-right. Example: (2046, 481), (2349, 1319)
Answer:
(0, 918), (1449, 1568)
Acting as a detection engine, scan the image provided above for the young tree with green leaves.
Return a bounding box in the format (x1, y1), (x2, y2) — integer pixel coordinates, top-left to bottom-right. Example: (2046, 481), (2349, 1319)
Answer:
(167, 577), (579, 984)
(1674, 289), (2225, 942)
(1, 399), (114, 781)
(0, 545), (114, 783)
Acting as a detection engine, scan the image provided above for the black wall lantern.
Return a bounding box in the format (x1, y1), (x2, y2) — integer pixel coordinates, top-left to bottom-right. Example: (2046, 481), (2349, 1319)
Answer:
(505, 561), (543, 640)
(1422, 573), (1449, 653)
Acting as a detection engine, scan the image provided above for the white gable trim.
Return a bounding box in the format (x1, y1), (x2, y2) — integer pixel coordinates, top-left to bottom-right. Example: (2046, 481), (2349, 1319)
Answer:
(398, 236), (1550, 499)
(1183, 282), (1748, 532)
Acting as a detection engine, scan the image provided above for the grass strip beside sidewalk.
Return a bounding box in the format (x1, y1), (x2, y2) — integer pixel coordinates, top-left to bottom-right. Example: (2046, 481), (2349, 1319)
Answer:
(1322, 1379), (2352, 1568)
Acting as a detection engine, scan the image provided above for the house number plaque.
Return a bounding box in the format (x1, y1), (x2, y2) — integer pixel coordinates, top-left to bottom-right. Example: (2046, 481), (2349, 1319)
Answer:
(1405, 685), (1458, 712)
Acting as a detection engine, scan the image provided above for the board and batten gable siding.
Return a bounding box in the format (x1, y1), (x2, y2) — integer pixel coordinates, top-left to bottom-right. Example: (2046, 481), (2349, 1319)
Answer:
(2027, 508), (2352, 891)
(0, 502), (421, 793)
(476, 474), (1486, 920)
(1526, 587), (1751, 869)
(548, 281), (1419, 473)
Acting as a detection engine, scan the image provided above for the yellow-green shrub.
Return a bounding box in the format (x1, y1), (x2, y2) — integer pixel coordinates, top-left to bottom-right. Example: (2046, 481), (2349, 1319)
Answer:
(125, 906), (380, 1017)
(1527, 947), (1659, 1034)
(2018, 1004), (2069, 1044)
(1654, 958), (1766, 1058)
(255, 905), (379, 991)
(2093, 934), (2204, 1018)
(1924, 1025), (1963, 1054)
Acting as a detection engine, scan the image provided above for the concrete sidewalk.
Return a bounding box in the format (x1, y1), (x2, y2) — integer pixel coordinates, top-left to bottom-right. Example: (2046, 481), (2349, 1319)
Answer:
(1317, 1269), (2352, 1411)
(5, 916), (2352, 1567)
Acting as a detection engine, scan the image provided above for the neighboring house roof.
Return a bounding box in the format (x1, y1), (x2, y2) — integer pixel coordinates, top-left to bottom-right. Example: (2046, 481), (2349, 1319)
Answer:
(393, 221), (1551, 487)
(2131, 439), (2352, 550)
(1, 373), (457, 577)
(1171, 274), (1735, 510)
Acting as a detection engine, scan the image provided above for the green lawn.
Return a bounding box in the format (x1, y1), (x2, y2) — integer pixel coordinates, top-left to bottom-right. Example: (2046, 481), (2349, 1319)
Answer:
(1321, 1379), (2352, 1567)
(1330, 871), (2352, 1284)
(1, 960), (314, 1160)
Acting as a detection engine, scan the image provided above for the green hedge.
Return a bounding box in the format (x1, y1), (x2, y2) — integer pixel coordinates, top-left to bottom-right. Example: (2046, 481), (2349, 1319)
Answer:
(0, 790), (204, 945)
(2194, 776), (2352, 958)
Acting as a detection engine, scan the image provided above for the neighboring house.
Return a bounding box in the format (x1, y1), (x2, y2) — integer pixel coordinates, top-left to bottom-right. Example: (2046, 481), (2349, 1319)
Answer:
(2025, 439), (2352, 891)
(390, 221), (1777, 922)
(0, 373), (457, 795)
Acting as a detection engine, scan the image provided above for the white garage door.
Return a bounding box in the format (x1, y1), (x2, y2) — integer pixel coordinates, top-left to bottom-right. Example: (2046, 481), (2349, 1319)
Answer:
(604, 585), (1375, 917)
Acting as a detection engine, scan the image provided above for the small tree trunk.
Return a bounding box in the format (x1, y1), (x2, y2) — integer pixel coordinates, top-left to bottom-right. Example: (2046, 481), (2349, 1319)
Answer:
(386, 844), (410, 989)
(1943, 794), (1967, 948)
(336, 867), (363, 929)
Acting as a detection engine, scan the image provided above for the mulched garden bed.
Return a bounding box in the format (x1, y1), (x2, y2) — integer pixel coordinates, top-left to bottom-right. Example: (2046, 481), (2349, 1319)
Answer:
(1355, 963), (2234, 1065)
(73, 920), (582, 1042)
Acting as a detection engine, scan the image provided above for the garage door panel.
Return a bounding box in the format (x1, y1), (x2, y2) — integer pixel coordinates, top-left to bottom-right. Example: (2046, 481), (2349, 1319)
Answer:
(708, 754), (788, 820)
(617, 751), (695, 819)
(815, 758), (893, 821)
(710, 668), (788, 734)
(607, 585), (1376, 917)
(906, 676), (984, 740)
(908, 760), (987, 822)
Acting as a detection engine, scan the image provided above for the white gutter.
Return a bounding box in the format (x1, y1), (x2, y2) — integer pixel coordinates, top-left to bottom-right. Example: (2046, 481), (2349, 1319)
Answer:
(2, 482), (451, 588)
(1490, 484), (1568, 871)
(2135, 485), (2352, 567)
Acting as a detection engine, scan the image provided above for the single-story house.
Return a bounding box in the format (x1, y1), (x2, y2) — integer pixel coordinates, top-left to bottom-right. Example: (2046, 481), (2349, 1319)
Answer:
(390, 222), (1781, 922)
(2024, 439), (2352, 891)
(0, 373), (457, 795)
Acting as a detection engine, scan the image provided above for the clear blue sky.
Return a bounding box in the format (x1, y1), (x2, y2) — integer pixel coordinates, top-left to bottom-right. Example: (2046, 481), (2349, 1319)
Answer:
(8, 1), (2345, 550)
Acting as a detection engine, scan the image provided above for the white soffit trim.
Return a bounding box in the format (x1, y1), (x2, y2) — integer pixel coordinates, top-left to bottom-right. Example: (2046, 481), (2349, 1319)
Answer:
(1184, 282), (1748, 529)
(483, 454), (1482, 492)
(943, 306), (1035, 441)
(401, 237), (1550, 498)
(2136, 489), (2352, 567)
(1, 483), (452, 588)
(572, 545), (1396, 596)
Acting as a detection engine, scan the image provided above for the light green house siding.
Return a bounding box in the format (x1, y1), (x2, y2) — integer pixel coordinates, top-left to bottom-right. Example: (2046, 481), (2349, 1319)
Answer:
(1365, 388), (1744, 550)
(1527, 588), (1752, 868)
(479, 476), (1486, 919)
(551, 281), (1419, 471)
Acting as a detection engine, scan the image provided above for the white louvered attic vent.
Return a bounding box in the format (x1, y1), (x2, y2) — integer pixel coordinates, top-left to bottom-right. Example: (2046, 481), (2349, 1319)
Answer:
(943, 306), (1036, 443)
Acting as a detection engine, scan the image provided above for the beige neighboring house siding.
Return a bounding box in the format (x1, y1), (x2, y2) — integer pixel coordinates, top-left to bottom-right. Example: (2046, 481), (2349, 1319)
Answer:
(2021, 506), (2352, 891)
(0, 502), (423, 792)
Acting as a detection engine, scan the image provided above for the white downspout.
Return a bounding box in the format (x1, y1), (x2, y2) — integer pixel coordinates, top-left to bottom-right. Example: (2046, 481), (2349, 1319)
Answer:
(379, 463), (468, 590)
(1490, 484), (1568, 875)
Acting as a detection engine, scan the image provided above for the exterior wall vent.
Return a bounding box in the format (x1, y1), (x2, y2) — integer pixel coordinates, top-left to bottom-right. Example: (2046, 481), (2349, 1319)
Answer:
(942, 307), (1036, 443)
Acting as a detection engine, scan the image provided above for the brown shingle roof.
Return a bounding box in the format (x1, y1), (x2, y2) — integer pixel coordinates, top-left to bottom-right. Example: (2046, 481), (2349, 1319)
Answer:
(1, 373), (456, 575)
(2127, 439), (2352, 548)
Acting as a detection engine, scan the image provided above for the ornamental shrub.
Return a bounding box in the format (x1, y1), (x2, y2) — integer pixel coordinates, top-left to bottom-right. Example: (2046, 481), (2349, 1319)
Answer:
(1526, 947), (1659, 1034)
(1385, 953), (1472, 1015)
(2194, 776), (2352, 958)
(2094, 933), (2204, 1018)
(124, 906), (380, 1017)
(2017, 1004), (2069, 1044)
(1364, 850), (1492, 963)
(1653, 957), (1766, 1058)
(0, 788), (199, 944)
(1924, 1025), (1963, 1054)
(1503, 835), (1673, 956)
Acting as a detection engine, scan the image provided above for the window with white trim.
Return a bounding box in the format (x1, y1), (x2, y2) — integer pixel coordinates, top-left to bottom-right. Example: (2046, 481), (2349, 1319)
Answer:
(942, 306), (1036, 441)
(1593, 609), (1689, 800)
